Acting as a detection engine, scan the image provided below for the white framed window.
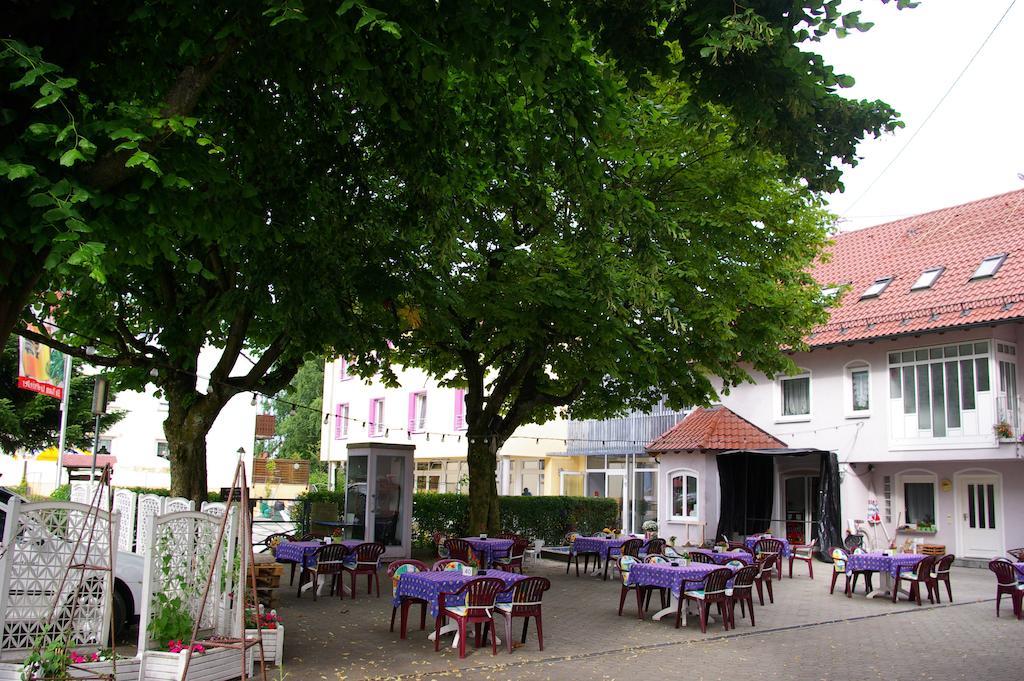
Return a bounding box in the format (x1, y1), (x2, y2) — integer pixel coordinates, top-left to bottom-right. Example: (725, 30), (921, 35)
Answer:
(560, 471), (584, 496)
(896, 471), (938, 530)
(860, 277), (893, 300)
(334, 403), (350, 439)
(155, 441), (169, 459)
(845, 361), (871, 418)
(777, 371), (811, 422)
(408, 391), (428, 432)
(971, 254), (1007, 280)
(888, 341), (994, 439)
(911, 267), (944, 291)
(368, 397), (385, 437)
(338, 357), (353, 381)
(668, 469), (699, 521)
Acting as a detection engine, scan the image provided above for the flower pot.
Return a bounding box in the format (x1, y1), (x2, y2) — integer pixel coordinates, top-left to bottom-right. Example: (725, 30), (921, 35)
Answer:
(0, 657), (142, 681)
(244, 625), (284, 667)
(140, 646), (249, 681)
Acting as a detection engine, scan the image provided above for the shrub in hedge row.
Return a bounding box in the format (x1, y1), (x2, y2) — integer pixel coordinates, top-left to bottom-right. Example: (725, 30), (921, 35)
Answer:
(412, 493), (618, 546)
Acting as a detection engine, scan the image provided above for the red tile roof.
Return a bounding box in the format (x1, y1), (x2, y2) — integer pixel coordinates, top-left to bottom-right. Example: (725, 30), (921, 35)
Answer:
(646, 406), (787, 453)
(809, 189), (1024, 347)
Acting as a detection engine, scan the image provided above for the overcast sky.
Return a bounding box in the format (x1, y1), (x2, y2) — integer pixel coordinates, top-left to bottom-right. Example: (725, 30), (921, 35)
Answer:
(818, 0), (1023, 231)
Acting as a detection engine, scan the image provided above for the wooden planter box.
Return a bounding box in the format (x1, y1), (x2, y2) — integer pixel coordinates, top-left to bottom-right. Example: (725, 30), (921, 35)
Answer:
(244, 625), (284, 667)
(0, 658), (141, 681)
(140, 646), (249, 681)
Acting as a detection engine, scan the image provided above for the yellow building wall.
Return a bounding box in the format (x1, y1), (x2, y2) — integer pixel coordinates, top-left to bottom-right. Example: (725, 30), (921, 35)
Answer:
(543, 456), (586, 496)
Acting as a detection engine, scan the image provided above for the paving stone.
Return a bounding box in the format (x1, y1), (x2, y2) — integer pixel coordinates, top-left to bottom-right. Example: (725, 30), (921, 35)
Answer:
(272, 558), (1022, 680)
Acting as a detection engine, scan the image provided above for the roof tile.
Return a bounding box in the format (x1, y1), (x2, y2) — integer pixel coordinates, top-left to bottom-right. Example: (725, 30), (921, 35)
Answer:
(810, 189), (1024, 346)
(647, 406), (787, 453)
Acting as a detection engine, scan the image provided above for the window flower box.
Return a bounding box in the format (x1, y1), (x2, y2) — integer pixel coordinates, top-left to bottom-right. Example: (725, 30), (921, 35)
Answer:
(140, 646), (250, 681)
(244, 625), (284, 667)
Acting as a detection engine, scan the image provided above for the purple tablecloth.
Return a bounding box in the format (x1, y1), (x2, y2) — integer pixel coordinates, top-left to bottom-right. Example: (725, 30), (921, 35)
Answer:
(275, 540), (362, 568)
(627, 562), (738, 598)
(572, 536), (647, 560)
(393, 570), (527, 618)
(744, 536), (793, 558)
(461, 537), (515, 568)
(690, 548), (755, 565)
(1015, 562), (1024, 579)
(844, 552), (925, 578)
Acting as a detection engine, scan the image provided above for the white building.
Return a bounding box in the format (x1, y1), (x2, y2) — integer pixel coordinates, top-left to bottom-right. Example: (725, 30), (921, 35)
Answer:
(319, 359), (568, 495)
(648, 190), (1024, 560)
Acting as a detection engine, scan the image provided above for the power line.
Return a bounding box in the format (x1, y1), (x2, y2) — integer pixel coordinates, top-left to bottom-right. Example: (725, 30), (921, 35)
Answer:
(841, 0), (1017, 216)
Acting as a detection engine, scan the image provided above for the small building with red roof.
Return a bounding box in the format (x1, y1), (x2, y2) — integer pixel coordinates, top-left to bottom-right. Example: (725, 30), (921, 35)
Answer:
(675, 189), (1024, 561)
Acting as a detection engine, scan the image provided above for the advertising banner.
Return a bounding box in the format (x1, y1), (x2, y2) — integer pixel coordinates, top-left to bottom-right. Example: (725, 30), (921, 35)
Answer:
(17, 330), (66, 400)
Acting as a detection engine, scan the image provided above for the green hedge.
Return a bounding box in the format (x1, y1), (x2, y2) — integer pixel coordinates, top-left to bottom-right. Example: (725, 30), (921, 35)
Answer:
(293, 489), (346, 536)
(412, 494), (618, 547)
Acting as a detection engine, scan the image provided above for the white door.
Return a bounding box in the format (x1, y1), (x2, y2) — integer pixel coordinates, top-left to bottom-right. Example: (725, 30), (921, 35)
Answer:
(959, 475), (1002, 558)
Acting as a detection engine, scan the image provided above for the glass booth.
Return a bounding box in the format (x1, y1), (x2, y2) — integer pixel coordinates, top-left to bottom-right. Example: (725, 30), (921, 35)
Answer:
(342, 442), (414, 559)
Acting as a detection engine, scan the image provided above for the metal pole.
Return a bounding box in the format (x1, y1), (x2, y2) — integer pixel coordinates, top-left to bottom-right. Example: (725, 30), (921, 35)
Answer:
(54, 355), (72, 491)
(91, 414), (100, 482)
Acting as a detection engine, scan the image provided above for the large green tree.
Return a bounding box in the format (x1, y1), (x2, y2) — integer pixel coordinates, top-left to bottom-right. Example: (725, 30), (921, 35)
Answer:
(370, 5), (911, 532)
(4, 1), (672, 500)
(0, 336), (123, 454)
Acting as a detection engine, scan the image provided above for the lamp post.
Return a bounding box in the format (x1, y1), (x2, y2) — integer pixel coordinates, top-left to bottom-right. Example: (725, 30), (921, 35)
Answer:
(90, 377), (110, 482)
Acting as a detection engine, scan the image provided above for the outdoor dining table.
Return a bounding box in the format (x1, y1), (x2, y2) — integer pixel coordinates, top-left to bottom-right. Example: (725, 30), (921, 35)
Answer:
(460, 537), (515, 568)
(275, 539), (362, 569)
(744, 535), (793, 558)
(394, 570), (527, 648)
(276, 539), (364, 595)
(689, 548), (755, 565)
(571, 536), (649, 579)
(844, 551), (925, 600)
(627, 561), (739, 626)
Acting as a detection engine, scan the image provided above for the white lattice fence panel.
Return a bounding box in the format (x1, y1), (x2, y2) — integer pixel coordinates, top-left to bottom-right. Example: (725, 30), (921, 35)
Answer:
(0, 499), (116, 656)
(164, 497), (194, 513)
(69, 482), (91, 505)
(137, 512), (225, 652)
(200, 502), (227, 517)
(112, 489), (137, 553)
(134, 494), (164, 558)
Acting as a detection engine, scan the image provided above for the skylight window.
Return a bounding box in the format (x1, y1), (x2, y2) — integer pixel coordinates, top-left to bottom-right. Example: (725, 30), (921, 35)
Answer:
(859, 277), (893, 300)
(970, 254), (1007, 280)
(821, 286), (840, 298)
(911, 267), (944, 291)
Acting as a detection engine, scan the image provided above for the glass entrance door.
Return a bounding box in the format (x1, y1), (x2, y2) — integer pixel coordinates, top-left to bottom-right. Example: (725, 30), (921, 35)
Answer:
(373, 454), (406, 549)
(784, 475), (820, 545)
(344, 454), (369, 541)
(632, 469), (657, 534)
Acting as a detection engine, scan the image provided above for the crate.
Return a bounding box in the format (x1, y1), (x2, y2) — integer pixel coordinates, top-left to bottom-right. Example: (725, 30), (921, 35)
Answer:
(918, 543), (945, 556)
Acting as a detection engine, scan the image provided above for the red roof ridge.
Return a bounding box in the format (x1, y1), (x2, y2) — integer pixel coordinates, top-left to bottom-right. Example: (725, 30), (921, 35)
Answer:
(833, 188), (1024, 239)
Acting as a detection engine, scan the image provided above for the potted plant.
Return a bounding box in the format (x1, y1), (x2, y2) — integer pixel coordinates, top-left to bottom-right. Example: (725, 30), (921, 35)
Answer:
(994, 420), (1013, 439)
(668, 536), (677, 547)
(641, 520), (659, 540)
(244, 608), (284, 667)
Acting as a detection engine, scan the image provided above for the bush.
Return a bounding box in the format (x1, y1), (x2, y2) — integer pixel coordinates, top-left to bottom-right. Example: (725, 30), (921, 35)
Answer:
(121, 486), (221, 502)
(50, 484), (71, 500)
(412, 494), (618, 547)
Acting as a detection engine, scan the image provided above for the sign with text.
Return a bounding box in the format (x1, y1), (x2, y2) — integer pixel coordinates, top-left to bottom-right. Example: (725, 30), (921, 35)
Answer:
(18, 332), (65, 400)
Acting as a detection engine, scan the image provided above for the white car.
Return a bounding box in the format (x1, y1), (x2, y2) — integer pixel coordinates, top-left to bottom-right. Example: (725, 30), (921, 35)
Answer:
(0, 486), (144, 640)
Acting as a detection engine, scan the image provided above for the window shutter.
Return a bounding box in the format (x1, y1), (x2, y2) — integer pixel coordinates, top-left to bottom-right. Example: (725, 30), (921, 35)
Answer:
(368, 399), (377, 436)
(454, 389), (465, 430)
(334, 404), (343, 439)
(408, 392), (417, 433)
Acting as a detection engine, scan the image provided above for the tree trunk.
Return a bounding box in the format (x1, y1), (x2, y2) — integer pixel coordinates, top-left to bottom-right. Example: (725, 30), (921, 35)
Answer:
(163, 397), (218, 504)
(466, 434), (501, 534)
(0, 245), (48, 348)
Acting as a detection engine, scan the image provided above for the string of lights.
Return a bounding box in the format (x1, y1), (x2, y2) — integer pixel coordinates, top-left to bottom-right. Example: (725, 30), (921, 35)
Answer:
(17, 316), (871, 450)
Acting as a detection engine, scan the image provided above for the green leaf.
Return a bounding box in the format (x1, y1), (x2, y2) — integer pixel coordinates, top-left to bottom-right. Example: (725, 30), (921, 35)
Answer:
(5, 164), (35, 180)
(32, 92), (62, 108)
(59, 148), (86, 167)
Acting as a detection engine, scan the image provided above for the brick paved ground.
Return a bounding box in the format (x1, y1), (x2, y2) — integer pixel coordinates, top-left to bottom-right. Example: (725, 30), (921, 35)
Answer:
(271, 557), (1023, 680)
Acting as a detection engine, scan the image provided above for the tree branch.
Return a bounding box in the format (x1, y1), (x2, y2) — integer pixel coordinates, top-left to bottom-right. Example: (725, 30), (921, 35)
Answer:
(83, 44), (237, 192)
